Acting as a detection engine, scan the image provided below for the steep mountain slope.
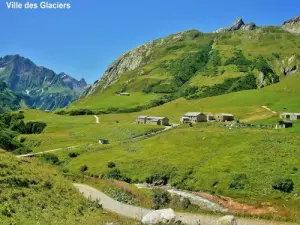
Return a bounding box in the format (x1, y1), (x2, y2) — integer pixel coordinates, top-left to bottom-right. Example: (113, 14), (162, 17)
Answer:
(282, 14), (300, 34)
(0, 81), (23, 113)
(73, 15), (300, 113)
(0, 55), (88, 110)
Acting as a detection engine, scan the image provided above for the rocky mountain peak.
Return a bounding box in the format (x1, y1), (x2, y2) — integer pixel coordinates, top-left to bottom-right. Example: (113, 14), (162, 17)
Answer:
(0, 54), (88, 110)
(58, 72), (88, 90)
(283, 14), (300, 25)
(215, 18), (256, 33)
(228, 18), (245, 31)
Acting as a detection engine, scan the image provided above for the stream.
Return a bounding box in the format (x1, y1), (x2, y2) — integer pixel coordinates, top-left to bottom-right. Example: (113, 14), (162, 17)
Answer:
(134, 183), (227, 213)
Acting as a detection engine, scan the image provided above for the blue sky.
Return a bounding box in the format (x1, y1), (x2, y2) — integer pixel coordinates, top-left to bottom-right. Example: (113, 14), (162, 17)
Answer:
(0, 0), (299, 83)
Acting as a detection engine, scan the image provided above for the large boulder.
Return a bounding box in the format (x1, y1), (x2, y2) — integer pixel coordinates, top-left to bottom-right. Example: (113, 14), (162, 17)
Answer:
(216, 215), (237, 225)
(142, 208), (176, 224)
(241, 22), (256, 31)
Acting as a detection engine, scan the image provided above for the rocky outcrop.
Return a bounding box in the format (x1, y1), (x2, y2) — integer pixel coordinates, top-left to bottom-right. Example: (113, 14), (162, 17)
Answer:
(241, 22), (256, 31)
(0, 54), (86, 110)
(58, 73), (88, 92)
(215, 18), (256, 33)
(142, 208), (176, 224)
(282, 15), (300, 34)
(84, 41), (158, 96)
(227, 18), (245, 31)
(283, 14), (300, 25)
(216, 215), (237, 225)
(280, 55), (299, 76)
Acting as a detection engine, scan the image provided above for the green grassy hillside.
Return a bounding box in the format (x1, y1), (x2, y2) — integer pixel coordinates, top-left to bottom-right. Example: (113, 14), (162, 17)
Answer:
(22, 74), (300, 222)
(69, 27), (300, 113)
(0, 150), (134, 224)
(22, 110), (164, 153)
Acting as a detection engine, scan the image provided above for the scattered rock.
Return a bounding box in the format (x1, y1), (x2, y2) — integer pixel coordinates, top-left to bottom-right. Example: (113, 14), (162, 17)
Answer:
(142, 208), (176, 224)
(283, 14), (300, 25)
(216, 215), (237, 225)
(241, 22), (256, 31)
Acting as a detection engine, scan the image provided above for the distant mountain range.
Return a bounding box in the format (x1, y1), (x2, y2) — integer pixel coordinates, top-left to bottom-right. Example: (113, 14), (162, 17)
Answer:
(0, 55), (88, 111)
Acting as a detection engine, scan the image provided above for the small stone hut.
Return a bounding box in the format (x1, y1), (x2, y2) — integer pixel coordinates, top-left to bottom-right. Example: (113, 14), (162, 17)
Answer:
(136, 116), (169, 126)
(277, 120), (293, 129)
(280, 112), (300, 120)
(180, 112), (207, 124)
(216, 113), (234, 122)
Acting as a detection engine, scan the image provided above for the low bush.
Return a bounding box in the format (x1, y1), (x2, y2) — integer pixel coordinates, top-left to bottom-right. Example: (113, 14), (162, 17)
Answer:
(229, 174), (248, 190)
(41, 153), (59, 165)
(146, 172), (170, 185)
(104, 168), (131, 183)
(107, 187), (134, 205)
(107, 162), (116, 168)
(170, 196), (191, 210)
(80, 165), (89, 173)
(68, 152), (80, 158)
(152, 188), (171, 209)
(69, 109), (94, 116)
(272, 179), (294, 193)
(25, 121), (47, 134)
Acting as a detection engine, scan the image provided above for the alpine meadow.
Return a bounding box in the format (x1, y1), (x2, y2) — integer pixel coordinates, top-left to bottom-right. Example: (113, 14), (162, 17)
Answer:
(1, 9), (300, 225)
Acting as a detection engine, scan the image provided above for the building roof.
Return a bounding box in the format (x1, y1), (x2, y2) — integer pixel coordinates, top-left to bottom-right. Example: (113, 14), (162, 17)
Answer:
(184, 112), (204, 117)
(218, 113), (234, 117)
(137, 116), (148, 119)
(147, 116), (167, 121)
(137, 116), (167, 121)
(281, 112), (300, 115)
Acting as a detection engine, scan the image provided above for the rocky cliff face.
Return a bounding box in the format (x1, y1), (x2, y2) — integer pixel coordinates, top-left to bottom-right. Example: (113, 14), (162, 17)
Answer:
(0, 55), (86, 110)
(215, 18), (256, 33)
(84, 39), (165, 96)
(283, 14), (300, 25)
(282, 14), (300, 34)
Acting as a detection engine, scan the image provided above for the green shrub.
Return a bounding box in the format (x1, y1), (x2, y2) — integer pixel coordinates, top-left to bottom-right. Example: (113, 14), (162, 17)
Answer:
(152, 188), (171, 209)
(80, 165), (89, 173)
(104, 168), (131, 182)
(224, 49), (251, 67)
(172, 44), (211, 86)
(107, 162), (116, 168)
(108, 187), (134, 205)
(41, 153), (59, 164)
(54, 110), (68, 115)
(69, 109), (94, 116)
(13, 147), (31, 155)
(25, 121), (47, 134)
(170, 196), (191, 210)
(229, 174), (248, 190)
(146, 172), (170, 185)
(272, 179), (294, 193)
(68, 152), (79, 158)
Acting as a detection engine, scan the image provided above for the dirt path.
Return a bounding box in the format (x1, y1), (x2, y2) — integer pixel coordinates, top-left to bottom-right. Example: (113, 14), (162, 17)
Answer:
(17, 145), (78, 158)
(262, 106), (277, 114)
(74, 183), (297, 225)
(122, 125), (177, 143)
(94, 115), (100, 124)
